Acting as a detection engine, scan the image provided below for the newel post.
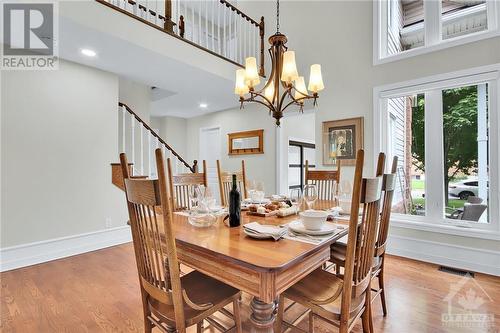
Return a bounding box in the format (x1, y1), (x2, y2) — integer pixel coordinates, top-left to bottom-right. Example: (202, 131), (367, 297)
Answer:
(259, 16), (265, 77)
(179, 15), (185, 38)
(164, 0), (174, 32)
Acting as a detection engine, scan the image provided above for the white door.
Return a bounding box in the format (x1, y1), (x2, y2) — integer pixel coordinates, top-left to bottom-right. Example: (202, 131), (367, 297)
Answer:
(199, 127), (221, 204)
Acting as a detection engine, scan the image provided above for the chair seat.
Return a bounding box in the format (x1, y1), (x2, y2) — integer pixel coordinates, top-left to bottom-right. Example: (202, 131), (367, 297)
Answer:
(330, 242), (382, 277)
(149, 270), (241, 327)
(283, 268), (365, 323)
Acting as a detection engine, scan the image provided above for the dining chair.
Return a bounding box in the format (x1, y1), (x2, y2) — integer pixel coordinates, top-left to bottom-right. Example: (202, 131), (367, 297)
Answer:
(305, 160), (341, 200)
(330, 155), (397, 317)
(276, 150), (384, 333)
(120, 150), (242, 333)
(167, 158), (207, 211)
(216, 160), (247, 206)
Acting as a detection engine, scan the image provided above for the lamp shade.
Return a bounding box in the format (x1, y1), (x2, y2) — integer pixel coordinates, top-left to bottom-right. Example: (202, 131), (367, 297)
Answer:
(234, 69), (249, 96)
(244, 57), (260, 87)
(294, 76), (308, 101)
(281, 51), (299, 83)
(264, 81), (275, 102)
(308, 64), (324, 93)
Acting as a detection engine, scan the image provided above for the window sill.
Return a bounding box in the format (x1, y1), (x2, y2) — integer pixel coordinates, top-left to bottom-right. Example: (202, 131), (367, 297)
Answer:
(390, 217), (500, 241)
(374, 29), (500, 66)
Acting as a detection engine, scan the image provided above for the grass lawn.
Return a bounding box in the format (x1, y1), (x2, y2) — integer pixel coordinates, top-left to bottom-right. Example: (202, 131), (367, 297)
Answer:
(411, 179), (425, 190)
(412, 197), (465, 209)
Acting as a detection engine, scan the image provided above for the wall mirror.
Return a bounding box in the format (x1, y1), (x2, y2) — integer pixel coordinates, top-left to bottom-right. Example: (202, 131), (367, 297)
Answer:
(228, 129), (264, 155)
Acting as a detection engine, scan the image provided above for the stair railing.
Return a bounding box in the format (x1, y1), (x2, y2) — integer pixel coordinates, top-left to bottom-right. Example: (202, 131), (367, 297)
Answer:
(97, 0), (265, 76)
(118, 102), (197, 177)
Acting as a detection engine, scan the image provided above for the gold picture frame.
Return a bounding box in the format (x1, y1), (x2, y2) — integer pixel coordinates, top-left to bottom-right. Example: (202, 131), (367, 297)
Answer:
(322, 117), (364, 166)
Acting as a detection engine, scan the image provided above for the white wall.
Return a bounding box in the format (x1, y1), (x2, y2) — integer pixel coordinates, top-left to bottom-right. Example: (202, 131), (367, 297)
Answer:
(278, 112), (316, 194)
(119, 77), (151, 123)
(151, 116), (188, 161)
(185, 104), (278, 194)
(1, 60), (128, 250)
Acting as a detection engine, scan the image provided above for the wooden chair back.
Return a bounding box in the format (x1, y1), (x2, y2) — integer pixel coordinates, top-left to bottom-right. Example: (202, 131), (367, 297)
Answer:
(340, 151), (385, 322)
(375, 156), (398, 257)
(120, 150), (187, 331)
(305, 160), (341, 200)
(216, 160), (247, 206)
(167, 159), (207, 211)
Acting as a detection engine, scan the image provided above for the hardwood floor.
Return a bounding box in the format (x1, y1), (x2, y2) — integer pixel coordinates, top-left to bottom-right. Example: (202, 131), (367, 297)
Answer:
(1, 243), (498, 332)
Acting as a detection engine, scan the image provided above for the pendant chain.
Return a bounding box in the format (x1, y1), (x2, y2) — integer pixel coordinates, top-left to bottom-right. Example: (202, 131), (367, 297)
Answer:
(276, 0), (280, 33)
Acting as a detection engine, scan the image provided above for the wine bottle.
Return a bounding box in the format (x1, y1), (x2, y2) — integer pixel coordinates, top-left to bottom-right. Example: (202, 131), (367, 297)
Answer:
(229, 174), (241, 227)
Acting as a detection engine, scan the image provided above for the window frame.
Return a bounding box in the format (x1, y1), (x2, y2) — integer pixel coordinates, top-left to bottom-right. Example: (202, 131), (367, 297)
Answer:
(373, 64), (500, 240)
(288, 140), (316, 191)
(374, 0), (500, 65)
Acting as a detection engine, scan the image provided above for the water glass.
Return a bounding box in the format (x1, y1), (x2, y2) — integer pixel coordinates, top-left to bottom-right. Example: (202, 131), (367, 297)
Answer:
(289, 188), (302, 214)
(303, 184), (318, 210)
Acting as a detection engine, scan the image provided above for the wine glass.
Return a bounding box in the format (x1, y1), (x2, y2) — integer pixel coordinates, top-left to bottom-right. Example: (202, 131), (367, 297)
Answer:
(303, 184), (318, 211)
(289, 188), (302, 214)
(188, 184), (200, 211)
(331, 181), (338, 206)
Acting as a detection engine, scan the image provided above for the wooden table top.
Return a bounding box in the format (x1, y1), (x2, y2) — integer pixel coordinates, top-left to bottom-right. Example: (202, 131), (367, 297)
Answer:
(169, 200), (348, 273)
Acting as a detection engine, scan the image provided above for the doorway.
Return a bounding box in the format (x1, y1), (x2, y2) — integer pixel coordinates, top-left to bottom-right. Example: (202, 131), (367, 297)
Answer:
(199, 126), (221, 204)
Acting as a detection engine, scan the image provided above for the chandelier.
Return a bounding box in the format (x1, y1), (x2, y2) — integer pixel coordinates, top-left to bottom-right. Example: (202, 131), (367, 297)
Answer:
(234, 0), (324, 126)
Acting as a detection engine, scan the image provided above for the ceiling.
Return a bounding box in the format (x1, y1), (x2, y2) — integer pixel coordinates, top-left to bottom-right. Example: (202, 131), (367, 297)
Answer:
(58, 1), (241, 118)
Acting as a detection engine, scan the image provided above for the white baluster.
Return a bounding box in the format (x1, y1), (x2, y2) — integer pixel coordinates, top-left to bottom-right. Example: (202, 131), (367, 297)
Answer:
(140, 125), (144, 175)
(255, 25), (258, 60)
(175, 157), (179, 175)
(191, 1), (195, 41)
(131, 113), (135, 175)
(121, 106), (126, 153)
(205, 0), (209, 49)
(217, 0), (221, 54)
(239, 14), (242, 63)
(244, 17), (247, 60)
(212, 0), (215, 52)
(198, 1), (202, 45)
(228, 7), (232, 59)
(223, 4), (227, 57)
(148, 132), (152, 177)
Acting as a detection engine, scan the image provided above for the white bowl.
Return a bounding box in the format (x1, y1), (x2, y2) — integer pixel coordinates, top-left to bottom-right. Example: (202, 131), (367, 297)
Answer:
(299, 210), (328, 230)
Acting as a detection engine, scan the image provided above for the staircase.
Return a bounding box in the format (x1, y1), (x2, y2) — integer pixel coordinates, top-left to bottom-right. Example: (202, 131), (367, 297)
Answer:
(111, 102), (196, 190)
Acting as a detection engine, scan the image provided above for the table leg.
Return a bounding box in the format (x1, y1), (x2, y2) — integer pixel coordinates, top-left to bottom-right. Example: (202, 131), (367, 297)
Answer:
(250, 297), (276, 332)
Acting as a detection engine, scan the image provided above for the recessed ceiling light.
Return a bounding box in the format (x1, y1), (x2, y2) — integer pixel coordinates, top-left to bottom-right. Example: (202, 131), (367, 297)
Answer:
(199, 103), (208, 108)
(81, 48), (97, 57)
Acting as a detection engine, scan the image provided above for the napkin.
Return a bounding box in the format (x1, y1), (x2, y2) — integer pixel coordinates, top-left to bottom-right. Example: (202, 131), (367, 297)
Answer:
(243, 222), (287, 241)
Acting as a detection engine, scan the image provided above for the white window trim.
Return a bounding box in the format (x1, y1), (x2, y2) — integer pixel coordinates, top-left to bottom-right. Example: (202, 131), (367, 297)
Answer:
(373, 0), (500, 65)
(373, 64), (500, 240)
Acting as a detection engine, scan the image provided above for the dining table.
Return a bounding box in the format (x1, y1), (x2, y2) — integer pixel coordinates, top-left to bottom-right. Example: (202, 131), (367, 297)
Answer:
(163, 200), (348, 332)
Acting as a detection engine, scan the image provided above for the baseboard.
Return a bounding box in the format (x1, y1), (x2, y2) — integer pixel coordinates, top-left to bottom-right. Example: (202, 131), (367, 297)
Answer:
(0, 226), (132, 272)
(386, 234), (500, 276)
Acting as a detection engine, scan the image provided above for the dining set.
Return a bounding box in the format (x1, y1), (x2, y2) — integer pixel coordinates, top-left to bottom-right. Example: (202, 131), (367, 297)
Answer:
(119, 148), (398, 333)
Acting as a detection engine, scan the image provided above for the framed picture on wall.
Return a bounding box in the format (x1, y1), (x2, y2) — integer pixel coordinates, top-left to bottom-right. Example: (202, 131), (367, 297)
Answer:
(322, 117), (364, 166)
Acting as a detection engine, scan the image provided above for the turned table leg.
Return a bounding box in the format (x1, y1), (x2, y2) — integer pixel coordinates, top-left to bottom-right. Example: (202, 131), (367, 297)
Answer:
(250, 297), (276, 333)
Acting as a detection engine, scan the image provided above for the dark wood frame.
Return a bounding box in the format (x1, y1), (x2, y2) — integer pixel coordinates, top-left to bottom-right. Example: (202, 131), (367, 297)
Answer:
(322, 117), (364, 166)
(288, 140), (316, 191)
(228, 129), (264, 156)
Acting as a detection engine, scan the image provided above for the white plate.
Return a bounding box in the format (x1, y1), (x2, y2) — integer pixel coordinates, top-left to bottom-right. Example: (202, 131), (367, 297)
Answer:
(243, 198), (271, 205)
(243, 228), (275, 239)
(288, 220), (338, 236)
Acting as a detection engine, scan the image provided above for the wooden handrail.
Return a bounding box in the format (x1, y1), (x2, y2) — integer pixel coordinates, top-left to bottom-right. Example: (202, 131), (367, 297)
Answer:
(118, 102), (197, 173)
(220, 0), (260, 27)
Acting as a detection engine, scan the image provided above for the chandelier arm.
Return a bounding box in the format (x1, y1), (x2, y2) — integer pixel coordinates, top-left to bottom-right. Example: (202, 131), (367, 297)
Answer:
(242, 98), (276, 114)
(281, 97), (308, 113)
(252, 91), (276, 108)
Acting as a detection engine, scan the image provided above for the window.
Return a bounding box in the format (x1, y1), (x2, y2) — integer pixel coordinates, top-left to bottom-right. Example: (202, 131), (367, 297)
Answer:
(375, 0), (500, 63)
(374, 65), (499, 234)
(288, 140), (315, 191)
